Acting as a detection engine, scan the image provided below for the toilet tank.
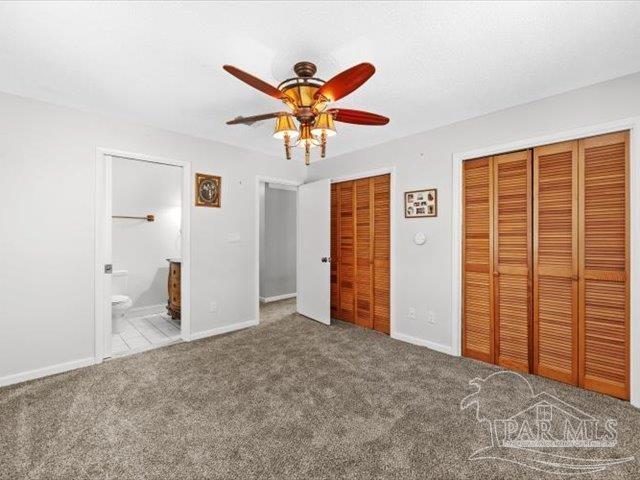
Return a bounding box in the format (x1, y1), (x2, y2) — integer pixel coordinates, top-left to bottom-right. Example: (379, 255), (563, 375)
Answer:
(112, 270), (129, 296)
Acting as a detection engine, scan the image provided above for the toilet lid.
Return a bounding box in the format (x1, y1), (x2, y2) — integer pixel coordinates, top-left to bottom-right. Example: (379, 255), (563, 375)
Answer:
(112, 295), (130, 304)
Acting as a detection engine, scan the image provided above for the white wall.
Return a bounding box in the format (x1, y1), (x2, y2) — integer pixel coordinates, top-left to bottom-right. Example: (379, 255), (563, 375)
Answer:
(0, 91), (306, 382)
(260, 184), (297, 299)
(308, 71), (640, 353)
(112, 158), (181, 310)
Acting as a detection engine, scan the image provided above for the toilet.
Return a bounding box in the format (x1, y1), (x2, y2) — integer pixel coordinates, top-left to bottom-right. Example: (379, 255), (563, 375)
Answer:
(111, 270), (133, 334)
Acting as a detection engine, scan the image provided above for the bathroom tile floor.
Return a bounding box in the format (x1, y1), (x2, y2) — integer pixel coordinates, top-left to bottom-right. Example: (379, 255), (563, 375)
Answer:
(111, 313), (181, 357)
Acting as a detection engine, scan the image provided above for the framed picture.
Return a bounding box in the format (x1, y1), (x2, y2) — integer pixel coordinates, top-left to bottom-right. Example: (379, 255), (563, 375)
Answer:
(195, 173), (221, 208)
(405, 188), (437, 218)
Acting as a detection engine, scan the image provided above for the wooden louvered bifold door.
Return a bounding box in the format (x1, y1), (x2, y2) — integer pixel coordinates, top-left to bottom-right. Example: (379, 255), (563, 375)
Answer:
(578, 131), (629, 399)
(372, 175), (390, 334)
(338, 181), (355, 322)
(493, 150), (532, 373)
(462, 158), (494, 362)
(533, 141), (579, 385)
(462, 132), (629, 400)
(330, 175), (390, 334)
(354, 178), (373, 329)
(330, 183), (340, 319)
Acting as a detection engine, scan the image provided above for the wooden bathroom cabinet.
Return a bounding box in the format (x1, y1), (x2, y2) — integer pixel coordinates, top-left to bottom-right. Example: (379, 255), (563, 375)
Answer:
(166, 259), (181, 320)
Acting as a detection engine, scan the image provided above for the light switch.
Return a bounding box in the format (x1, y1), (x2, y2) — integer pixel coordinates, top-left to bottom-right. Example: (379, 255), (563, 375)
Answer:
(227, 232), (241, 243)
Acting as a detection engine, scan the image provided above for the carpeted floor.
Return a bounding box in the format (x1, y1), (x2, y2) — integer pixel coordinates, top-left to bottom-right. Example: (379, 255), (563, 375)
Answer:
(1, 299), (639, 479)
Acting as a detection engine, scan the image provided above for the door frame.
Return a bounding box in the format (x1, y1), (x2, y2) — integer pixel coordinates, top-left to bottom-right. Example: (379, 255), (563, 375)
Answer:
(94, 148), (192, 362)
(254, 176), (303, 324)
(451, 116), (640, 407)
(329, 167), (396, 335)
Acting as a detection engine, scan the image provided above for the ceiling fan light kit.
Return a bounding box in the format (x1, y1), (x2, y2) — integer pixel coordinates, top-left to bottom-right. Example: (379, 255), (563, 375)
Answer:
(224, 61), (389, 165)
(273, 114), (298, 160)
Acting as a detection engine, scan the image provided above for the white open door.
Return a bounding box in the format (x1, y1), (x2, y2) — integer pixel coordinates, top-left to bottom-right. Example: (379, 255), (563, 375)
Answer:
(297, 179), (331, 325)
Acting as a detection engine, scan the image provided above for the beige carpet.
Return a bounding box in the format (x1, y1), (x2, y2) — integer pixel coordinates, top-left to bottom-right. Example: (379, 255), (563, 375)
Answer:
(1, 299), (639, 479)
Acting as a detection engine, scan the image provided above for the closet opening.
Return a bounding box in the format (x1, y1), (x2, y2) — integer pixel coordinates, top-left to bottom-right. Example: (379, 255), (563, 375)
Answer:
(331, 173), (391, 334)
(461, 130), (630, 399)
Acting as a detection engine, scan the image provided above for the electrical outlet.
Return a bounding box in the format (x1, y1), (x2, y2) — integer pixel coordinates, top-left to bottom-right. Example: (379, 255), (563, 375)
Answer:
(427, 310), (435, 325)
(408, 307), (416, 319)
(210, 302), (218, 313)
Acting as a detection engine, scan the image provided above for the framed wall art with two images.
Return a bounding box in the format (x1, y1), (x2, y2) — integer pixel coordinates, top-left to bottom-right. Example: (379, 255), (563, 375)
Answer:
(404, 188), (437, 218)
(195, 173), (221, 208)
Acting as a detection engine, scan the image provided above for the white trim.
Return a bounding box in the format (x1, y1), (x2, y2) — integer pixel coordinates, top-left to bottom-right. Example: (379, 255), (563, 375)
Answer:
(0, 357), (95, 388)
(125, 303), (165, 319)
(260, 293), (297, 303)
(190, 320), (259, 341)
(267, 183), (298, 191)
(450, 116), (640, 407)
(327, 167), (397, 337)
(95, 148), (192, 364)
(254, 175), (303, 325)
(391, 332), (453, 356)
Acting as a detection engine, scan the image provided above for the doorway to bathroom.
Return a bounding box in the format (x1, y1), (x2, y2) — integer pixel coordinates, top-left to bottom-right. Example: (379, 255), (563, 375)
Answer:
(95, 149), (191, 361)
(256, 177), (299, 325)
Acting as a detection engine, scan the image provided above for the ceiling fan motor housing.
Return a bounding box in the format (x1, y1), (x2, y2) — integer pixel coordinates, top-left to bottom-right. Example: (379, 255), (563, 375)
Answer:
(278, 64), (327, 124)
(293, 61), (317, 78)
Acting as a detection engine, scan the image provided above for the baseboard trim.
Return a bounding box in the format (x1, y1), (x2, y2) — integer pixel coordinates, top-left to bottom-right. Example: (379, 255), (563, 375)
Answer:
(190, 319), (259, 341)
(391, 332), (453, 356)
(0, 357), (95, 388)
(259, 293), (297, 303)
(126, 303), (165, 318)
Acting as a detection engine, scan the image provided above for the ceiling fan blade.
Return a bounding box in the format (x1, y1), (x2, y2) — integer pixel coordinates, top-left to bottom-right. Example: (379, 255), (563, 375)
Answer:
(315, 63), (375, 102)
(223, 65), (285, 100)
(226, 112), (291, 126)
(329, 108), (389, 126)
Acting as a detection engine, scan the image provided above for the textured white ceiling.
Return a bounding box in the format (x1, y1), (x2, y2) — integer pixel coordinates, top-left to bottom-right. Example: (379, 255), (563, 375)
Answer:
(1, 1), (640, 160)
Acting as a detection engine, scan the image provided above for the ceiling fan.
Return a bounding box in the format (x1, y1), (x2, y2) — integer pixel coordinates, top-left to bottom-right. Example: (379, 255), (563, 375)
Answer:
(223, 61), (389, 165)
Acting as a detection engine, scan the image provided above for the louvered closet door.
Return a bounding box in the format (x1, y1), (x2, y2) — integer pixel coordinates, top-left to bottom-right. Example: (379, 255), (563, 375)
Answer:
(533, 141), (578, 385)
(493, 150), (532, 373)
(372, 174), (390, 334)
(462, 158), (494, 362)
(330, 183), (340, 319)
(579, 131), (629, 399)
(354, 178), (373, 329)
(338, 181), (355, 322)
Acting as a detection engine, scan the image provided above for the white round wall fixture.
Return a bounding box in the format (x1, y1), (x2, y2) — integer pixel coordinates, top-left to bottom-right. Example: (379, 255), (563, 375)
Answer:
(413, 232), (426, 245)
